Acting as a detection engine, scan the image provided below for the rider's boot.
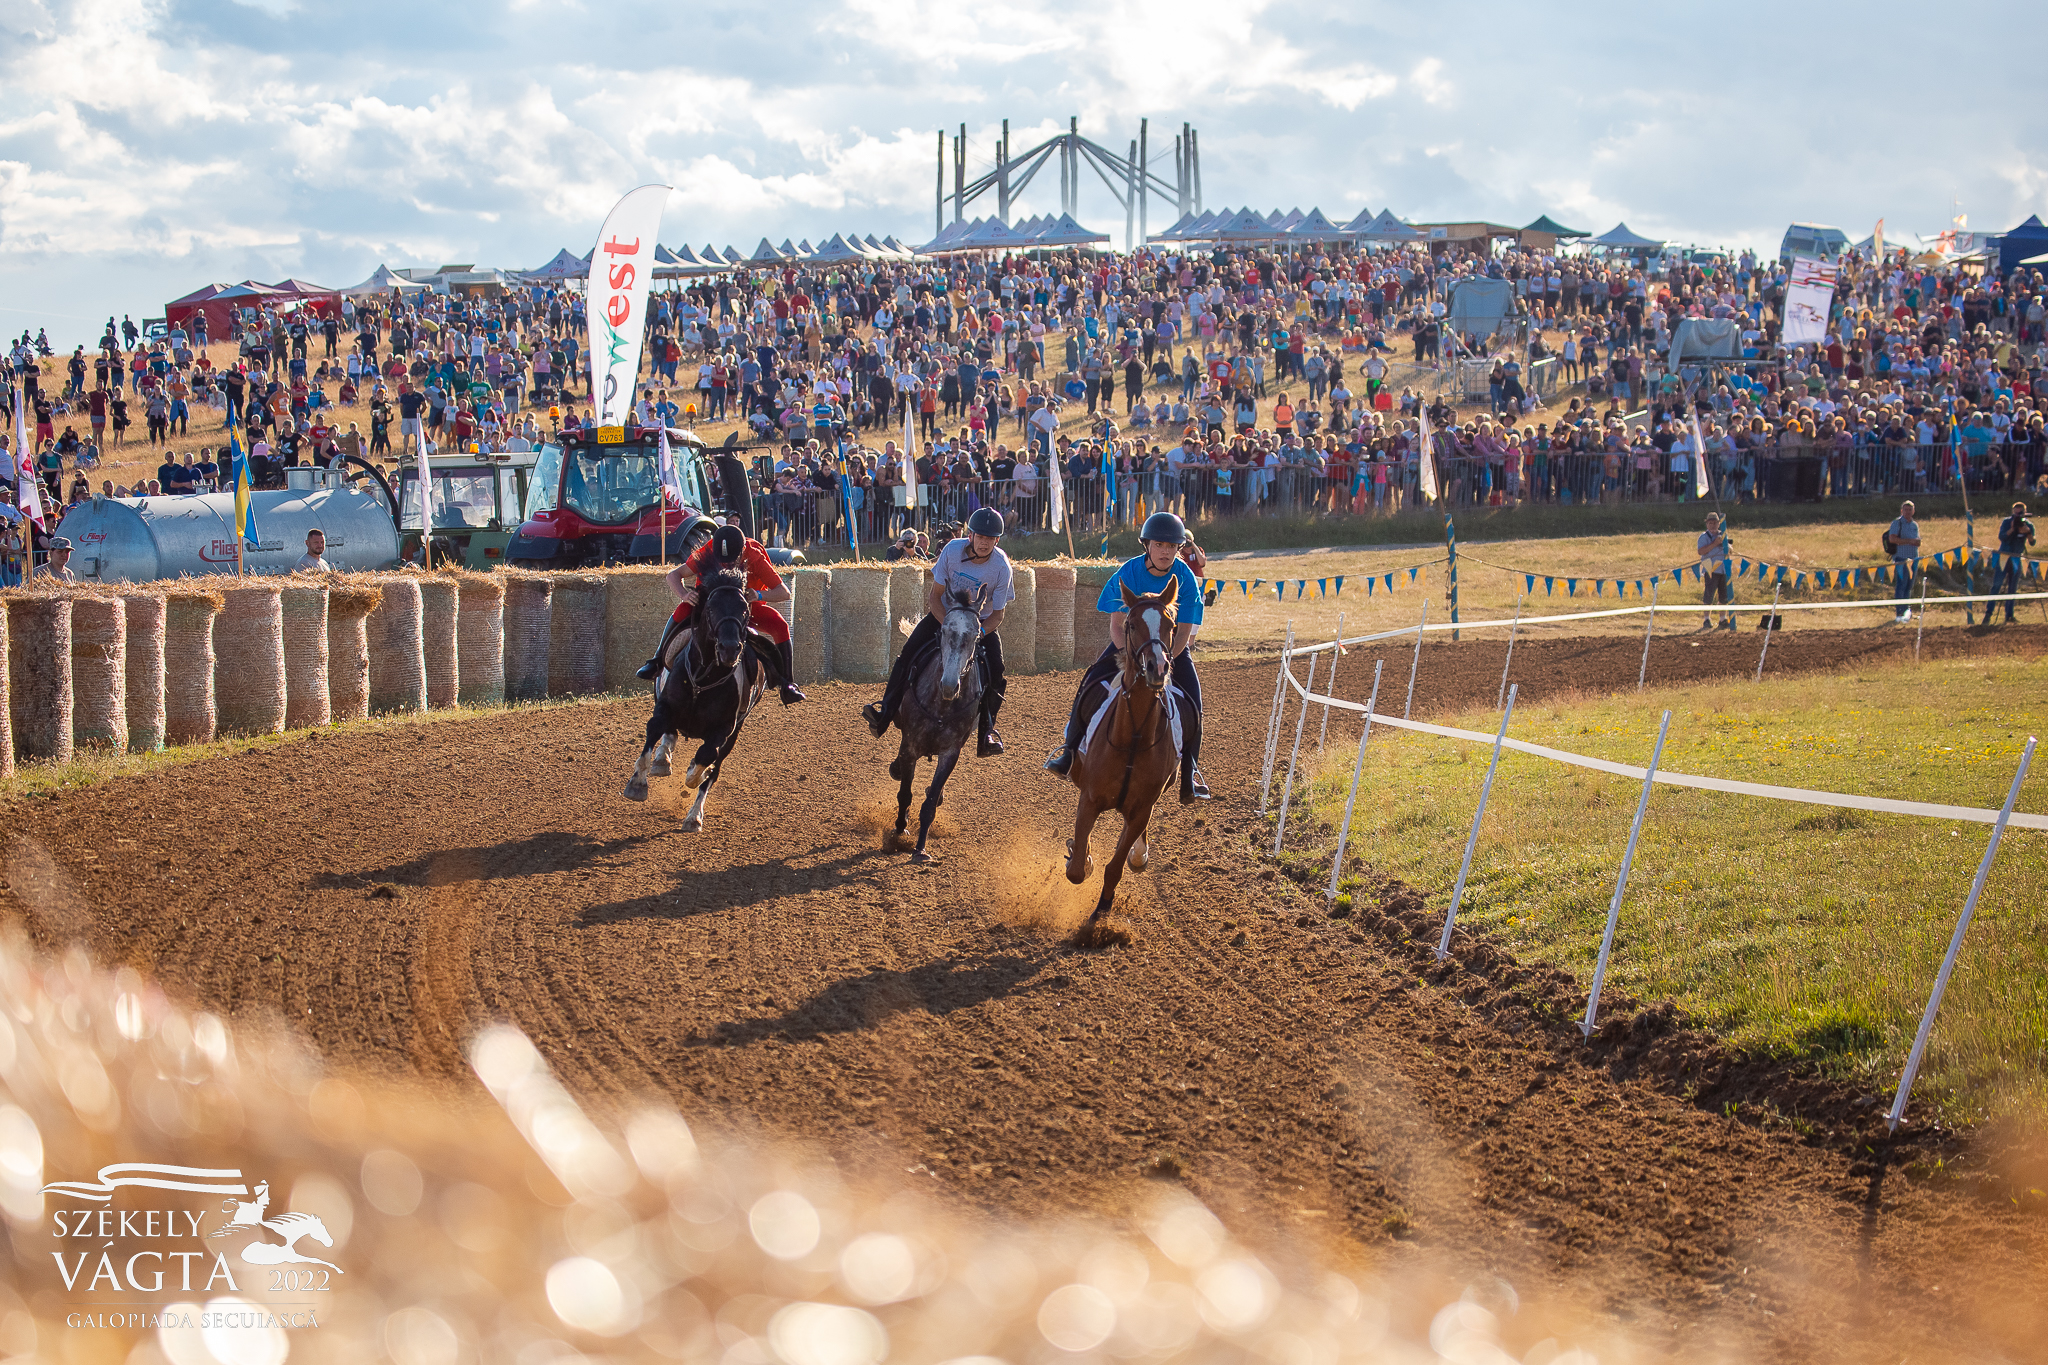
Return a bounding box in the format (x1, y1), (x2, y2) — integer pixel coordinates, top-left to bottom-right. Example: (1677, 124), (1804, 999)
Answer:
(977, 693), (1005, 758)
(773, 638), (805, 705)
(636, 616), (684, 681)
(1179, 708), (1210, 803)
(863, 641), (914, 737)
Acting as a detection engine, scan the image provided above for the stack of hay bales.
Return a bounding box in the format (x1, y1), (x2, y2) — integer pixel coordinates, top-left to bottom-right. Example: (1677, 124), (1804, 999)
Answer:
(418, 577), (460, 709)
(453, 572), (506, 706)
(788, 567), (831, 685)
(501, 571), (553, 702)
(279, 583), (330, 729)
(889, 561), (926, 662)
(1005, 567), (1038, 674)
(120, 591), (165, 752)
(7, 593), (72, 763)
(162, 584), (224, 745)
(367, 575), (427, 714)
(1071, 561), (1118, 666)
(827, 564), (892, 684)
(325, 577), (382, 723)
(602, 567), (672, 693)
(547, 572), (607, 696)
(214, 584), (286, 737)
(69, 592), (126, 753)
(1033, 564), (1076, 672)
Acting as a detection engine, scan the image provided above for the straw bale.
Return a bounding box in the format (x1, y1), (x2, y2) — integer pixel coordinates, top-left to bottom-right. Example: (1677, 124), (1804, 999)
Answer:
(1033, 564), (1076, 672)
(7, 595), (72, 763)
(162, 586), (222, 745)
(279, 586), (330, 729)
(366, 576), (426, 714)
(1004, 566), (1037, 674)
(121, 593), (166, 753)
(214, 584), (286, 737)
(501, 571), (553, 702)
(69, 594), (127, 752)
(418, 577), (459, 708)
(601, 566), (674, 693)
(788, 567), (831, 685)
(324, 577), (380, 723)
(453, 572), (506, 707)
(1071, 561), (1119, 664)
(889, 562), (927, 664)
(828, 563), (892, 683)
(547, 573), (607, 696)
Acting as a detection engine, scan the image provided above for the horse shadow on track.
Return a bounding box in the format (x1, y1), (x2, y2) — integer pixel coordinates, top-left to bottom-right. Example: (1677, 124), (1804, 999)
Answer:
(571, 847), (898, 927)
(686, 950), (1055, 1048)
(309, 830), (674, 891)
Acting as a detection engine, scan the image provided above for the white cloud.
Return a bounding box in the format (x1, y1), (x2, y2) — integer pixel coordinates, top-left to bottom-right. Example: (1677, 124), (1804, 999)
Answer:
(1, 0), (2046, 341)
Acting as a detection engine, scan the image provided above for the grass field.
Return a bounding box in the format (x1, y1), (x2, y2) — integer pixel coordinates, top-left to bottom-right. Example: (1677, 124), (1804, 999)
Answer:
(1287, 654), (2048, 1126)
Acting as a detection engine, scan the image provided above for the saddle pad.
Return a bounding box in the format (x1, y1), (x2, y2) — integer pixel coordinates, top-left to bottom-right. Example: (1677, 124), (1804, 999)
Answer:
(1079, 675), (1184, 761)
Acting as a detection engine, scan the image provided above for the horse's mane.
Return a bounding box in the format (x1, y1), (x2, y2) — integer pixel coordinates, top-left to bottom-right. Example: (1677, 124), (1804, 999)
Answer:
(699, 562), (749, 596)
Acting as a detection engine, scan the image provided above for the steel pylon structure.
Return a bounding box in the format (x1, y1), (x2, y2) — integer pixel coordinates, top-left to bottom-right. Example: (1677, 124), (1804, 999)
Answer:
(935, 117), (1202, 249)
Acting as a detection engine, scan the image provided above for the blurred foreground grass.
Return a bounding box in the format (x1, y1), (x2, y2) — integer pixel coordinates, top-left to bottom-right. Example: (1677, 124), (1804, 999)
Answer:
(1289, 653), (2048, 1126)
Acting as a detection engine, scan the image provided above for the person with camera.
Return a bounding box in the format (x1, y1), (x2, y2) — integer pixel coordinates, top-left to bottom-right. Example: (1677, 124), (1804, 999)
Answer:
(1995, 500), (2037, 625)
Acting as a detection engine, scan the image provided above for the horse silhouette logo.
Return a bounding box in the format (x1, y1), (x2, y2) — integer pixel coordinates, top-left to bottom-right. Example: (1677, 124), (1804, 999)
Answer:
(208, 1180), (344, 1272)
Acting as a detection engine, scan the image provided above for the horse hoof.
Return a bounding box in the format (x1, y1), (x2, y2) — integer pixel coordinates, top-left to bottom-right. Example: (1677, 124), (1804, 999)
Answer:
(910, 849), (933, 865)
(622, 779), (649, 802)
(649, 756), (672, 778)
(1070, 919), (1135, 950)
(679, 815), (703, 833)
(1128, 838), (1148, 873)
(683, 764), (705, 790)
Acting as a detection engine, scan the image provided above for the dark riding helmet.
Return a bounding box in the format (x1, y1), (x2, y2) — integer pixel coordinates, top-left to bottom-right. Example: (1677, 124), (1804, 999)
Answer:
(712, 524), (746, 563)
(1140, 511), (1187, 545)
(966, 506), (1005, 539)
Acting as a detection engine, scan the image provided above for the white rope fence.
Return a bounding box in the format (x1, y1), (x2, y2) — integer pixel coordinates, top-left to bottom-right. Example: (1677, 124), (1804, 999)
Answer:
(1263, 640), (2042, 1131)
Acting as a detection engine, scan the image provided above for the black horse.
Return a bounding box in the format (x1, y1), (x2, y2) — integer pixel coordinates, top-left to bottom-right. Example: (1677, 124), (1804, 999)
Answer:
(622, 563), (764, 831)
(881, 585), (987, 862)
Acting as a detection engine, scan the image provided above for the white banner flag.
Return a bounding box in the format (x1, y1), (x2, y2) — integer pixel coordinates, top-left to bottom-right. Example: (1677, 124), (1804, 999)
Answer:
(1781, 255), (1838, 347)
(900, 404), (918, 496)
(1417, 406), (1440, 504)
(587, 184), (673, 426)
(1048, 442), (1066, 533)
(1688, 413), (1710, 502)
(13, 380), (43, 531)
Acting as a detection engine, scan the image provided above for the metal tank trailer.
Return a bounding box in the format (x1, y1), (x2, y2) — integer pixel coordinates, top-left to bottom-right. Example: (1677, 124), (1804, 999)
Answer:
(55, 468), (401, 582)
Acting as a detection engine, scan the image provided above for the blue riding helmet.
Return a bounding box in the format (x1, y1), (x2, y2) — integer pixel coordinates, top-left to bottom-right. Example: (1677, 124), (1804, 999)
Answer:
(967, 506), (1005, 538)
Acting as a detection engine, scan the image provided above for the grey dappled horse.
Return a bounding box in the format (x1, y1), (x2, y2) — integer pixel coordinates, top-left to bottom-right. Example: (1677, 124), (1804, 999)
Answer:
(884, 585), (988, 862)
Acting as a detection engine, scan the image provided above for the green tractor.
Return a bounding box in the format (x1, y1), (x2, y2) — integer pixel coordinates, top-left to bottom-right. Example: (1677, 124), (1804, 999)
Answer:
(395, 448), (544, 570)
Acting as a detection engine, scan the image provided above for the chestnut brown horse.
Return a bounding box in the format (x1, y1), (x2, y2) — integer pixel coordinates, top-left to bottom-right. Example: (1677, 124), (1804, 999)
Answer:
(1063, 576), (1183, 947)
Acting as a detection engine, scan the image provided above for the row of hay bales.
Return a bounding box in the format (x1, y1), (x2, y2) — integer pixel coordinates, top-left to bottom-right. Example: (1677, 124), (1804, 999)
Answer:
(0, 560), (1124, 771)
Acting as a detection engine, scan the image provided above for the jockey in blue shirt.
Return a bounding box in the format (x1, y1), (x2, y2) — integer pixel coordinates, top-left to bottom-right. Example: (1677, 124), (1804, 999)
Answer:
(1043, 511), (1210, 802)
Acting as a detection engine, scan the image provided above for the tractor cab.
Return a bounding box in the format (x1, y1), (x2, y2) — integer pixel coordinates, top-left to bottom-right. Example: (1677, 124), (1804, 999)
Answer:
(505, 425), (757, 568)
(395, 448), (541, 570)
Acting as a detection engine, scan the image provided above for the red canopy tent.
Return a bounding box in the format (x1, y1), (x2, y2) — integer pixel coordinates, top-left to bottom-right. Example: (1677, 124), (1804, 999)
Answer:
(163, 282), (231, 340)
(266, 278), (342, 317)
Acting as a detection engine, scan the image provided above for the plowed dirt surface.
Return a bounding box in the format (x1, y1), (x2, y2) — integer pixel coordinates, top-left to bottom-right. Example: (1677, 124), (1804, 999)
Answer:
(9, 624), (2048, 1361)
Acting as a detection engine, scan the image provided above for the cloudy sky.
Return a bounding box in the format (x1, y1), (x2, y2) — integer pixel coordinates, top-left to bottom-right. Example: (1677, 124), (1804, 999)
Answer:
(3, 0), (2045, 345)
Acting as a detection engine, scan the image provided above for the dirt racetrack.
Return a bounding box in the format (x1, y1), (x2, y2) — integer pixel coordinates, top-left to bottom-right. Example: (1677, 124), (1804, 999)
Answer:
(9, 623), (2048, 1361)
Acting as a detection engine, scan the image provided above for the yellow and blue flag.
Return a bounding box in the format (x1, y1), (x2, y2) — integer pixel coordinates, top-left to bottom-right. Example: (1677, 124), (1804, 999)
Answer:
(227, 405), (259, 547)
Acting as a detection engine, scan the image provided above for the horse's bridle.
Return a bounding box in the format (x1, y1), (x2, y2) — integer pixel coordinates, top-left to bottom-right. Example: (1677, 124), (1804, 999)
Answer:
(1104, 610), (1174, 807)
(683, 580), (752, 693)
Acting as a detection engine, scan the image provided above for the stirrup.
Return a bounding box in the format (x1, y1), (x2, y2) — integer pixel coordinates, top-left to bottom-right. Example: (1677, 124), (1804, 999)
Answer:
(779, 684), (807, 705)
(1043, 745), (1074, 776)
(861, 702), (888, 737)
(977, 728), (1004, 758)
(635, 656), (662, 681)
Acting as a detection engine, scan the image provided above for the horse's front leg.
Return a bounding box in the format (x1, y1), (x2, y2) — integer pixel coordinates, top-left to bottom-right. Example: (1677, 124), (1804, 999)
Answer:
(912, 746), (962, 864)
(1074, 804), (1152, 948)
(891, 735), (917, 841)
(1066, 794), (1101, 885)
(649, 733), (675, 778)
(624, 708), (668, 801)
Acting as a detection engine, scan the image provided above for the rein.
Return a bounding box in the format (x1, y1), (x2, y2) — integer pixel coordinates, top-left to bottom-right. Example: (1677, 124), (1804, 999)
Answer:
(683, 581), (752, 695)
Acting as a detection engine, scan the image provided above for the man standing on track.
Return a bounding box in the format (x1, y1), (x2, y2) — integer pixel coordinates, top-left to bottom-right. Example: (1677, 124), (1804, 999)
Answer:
(1697, 512), (1734, 631)
(1043, 511), (1210, 803)
(863, 506), (1012, 758)
(1887, 500), (1921, 624)
(1995, 501), (2036, 624)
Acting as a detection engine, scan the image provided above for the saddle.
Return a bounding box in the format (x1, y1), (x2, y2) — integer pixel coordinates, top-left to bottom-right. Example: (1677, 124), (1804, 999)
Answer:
(1078, 675), (1187, 761)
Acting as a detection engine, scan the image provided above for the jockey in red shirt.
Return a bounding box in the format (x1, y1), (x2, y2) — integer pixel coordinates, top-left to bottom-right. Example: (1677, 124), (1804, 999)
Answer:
(636, 521), (804, 704)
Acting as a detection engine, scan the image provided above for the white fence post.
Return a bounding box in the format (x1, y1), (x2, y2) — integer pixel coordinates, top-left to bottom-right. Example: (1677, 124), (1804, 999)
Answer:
(1273, 652), (1318, 854)
(1317, 612), (1344, 753)
(1637, 582), (1659, 691)
(1498, 592), (1524, 710)
(1914, 572), (1930, 662)
(1436, 684), (1516, 960)
(1888, 736), (2037, 1131)
(1405, 598), (1429, 720)
(1326, 660), (1384, 903)
(1259, 622), (1294, 813)
(1580, 709), (1673, 1036)
(1755, 585), (1782, 683)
